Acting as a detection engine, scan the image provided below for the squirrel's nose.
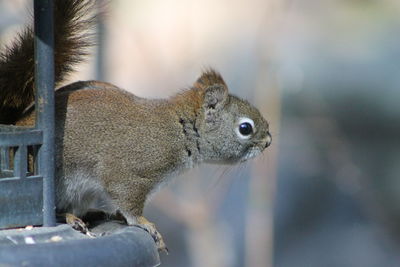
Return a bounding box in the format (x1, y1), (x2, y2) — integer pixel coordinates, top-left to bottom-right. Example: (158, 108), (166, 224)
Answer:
(265, 132), (272, 148)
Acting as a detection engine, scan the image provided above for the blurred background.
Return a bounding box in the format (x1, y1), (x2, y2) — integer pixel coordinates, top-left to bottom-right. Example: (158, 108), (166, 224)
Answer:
(1, 0), (400, 266)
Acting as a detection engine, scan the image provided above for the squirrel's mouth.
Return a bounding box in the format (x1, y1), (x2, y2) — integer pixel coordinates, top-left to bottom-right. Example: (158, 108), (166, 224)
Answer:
(241, 147), (262, 162)
(265, 132), (272, 148)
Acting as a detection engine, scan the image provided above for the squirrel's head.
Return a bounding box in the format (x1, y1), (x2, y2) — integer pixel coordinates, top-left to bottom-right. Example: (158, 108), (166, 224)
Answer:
(194, 70), (272, 164)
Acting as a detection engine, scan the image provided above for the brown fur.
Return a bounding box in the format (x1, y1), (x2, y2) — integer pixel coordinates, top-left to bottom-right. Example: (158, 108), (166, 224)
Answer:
(193, 69), (226, 90)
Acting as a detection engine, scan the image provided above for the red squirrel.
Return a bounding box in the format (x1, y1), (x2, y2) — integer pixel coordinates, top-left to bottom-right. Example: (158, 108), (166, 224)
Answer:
(0, 0), (271, 251)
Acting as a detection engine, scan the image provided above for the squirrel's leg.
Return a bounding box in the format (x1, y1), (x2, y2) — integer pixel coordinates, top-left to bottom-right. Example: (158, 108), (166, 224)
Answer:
(105, 177), (168, 252)
(117, 205), (168, 253)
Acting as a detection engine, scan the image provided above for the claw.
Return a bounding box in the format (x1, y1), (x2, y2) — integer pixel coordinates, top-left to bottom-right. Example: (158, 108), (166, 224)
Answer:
(65, 213), (96, 237)
(136, 216), (168, 253)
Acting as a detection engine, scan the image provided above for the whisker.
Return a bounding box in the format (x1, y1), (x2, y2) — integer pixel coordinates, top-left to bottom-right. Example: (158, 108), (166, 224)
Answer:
(205, 165), (238, 212)
(205, 164), (237, 199)
(235, 161), (250, 181)
(211, 165), (231, 189)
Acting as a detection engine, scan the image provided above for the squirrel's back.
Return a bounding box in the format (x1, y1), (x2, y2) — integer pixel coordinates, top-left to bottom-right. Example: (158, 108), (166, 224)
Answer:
(17, 79), (190, 169)
(0, 0), (97, 124)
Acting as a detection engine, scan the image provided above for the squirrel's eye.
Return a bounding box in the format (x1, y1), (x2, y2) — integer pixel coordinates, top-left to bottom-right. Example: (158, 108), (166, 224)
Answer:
(236, 117), (255, 139)
(239, 122), (253, 136)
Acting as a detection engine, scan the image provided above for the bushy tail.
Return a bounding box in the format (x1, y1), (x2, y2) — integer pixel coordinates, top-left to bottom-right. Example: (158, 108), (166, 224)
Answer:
(0, 0), (98, 124)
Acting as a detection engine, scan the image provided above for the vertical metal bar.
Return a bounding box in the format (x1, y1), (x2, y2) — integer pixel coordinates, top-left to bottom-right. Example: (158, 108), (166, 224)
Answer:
(34, 0), (56, 227)
(13, 146), (27, 179)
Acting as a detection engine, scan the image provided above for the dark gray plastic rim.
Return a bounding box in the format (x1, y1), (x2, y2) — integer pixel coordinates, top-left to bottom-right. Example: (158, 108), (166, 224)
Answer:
(0, 226), (160, 267)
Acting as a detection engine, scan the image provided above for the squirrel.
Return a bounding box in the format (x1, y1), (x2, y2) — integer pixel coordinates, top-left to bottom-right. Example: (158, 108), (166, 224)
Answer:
(0, 0), (271, 252)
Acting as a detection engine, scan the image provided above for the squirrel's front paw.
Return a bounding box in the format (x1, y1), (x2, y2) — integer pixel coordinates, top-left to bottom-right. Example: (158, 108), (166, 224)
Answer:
(65, 213), (96, 237)
(136, 216), (168, 254)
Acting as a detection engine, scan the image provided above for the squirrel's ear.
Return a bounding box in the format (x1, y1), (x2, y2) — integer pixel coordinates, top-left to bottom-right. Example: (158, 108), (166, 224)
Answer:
(202, 85), (228, 110)
(194, 69), (228, 109)
(194, 69), (227, 90)
(202, 85), (228, 122)
(194, 69), (229, 121)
